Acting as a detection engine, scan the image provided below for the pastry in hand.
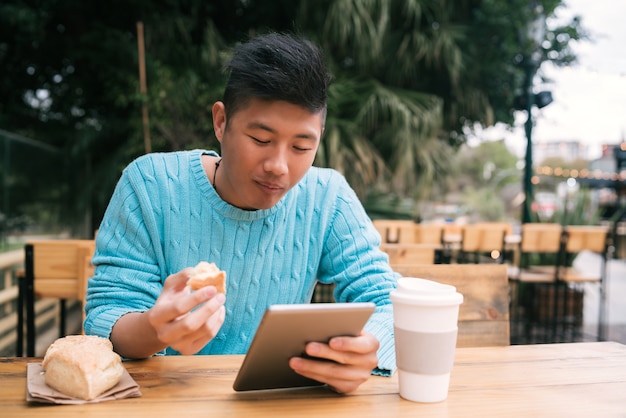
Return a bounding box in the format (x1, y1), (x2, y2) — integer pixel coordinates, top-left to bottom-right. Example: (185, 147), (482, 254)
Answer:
(42, 335), (124, 401)
(186, 261), (227, 293)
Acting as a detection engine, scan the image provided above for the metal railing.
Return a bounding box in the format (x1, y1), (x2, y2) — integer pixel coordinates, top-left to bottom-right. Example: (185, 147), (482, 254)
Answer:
(0, 249), (24, 355)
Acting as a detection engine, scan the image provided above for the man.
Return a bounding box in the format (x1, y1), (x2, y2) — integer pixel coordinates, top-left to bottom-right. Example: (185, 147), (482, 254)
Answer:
(85, 32), (398, 394)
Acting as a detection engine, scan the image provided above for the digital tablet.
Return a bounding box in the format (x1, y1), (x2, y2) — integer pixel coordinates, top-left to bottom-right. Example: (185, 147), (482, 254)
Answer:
(232, 302), (375, 391)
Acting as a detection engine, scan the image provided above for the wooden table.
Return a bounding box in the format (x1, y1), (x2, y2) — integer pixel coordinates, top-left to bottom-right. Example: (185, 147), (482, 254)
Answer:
(1, 342), (625, 417)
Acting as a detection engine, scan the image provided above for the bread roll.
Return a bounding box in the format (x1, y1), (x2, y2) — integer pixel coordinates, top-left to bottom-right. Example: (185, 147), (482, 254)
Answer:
(187, 261), (227, 293)
(42, 335), (124, 400)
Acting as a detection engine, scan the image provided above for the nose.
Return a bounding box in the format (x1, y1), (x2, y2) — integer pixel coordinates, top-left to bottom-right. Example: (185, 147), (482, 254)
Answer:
(263, 148), (288, 176)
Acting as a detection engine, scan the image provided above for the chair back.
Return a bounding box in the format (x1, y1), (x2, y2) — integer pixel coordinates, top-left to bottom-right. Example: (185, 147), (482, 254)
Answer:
(30, 240), (96, 300)
(77, 244), (96, 327)
(558, 225), (610, 340)
(391, 264), (510, 347)
(372, 220), (416, 244)
(558, 225), (610, 284)
(380, 243), (437, 265)
(563, 225), (609, 253)
(460, 224), (481, 251)
(414, 223), (445, 245)
(520, 223), (563, 253)
(511, 223), (563, 283)
(462, 223), (510, 252)
(18, 239), (96, 356)
(460, 223), (510, 263)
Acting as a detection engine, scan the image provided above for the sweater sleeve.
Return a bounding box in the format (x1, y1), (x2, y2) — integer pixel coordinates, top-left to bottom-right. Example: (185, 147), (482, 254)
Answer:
(83, 157), (166, 347)
(316, 173), (399, 376)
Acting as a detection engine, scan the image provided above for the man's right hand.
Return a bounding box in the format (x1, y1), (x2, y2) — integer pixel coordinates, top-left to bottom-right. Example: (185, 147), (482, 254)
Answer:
(110, 268), (226, 358)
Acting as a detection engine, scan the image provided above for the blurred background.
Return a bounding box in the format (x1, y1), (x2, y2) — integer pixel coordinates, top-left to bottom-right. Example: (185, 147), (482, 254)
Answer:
(0, 0), (624, 245)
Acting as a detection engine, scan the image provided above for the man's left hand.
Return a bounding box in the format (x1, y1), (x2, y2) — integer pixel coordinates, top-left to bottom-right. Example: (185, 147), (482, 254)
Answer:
(288, 331), (380, 393)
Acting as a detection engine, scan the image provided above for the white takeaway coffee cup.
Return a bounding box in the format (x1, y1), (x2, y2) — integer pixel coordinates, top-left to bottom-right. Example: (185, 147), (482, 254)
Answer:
(390, 277), (463, 403)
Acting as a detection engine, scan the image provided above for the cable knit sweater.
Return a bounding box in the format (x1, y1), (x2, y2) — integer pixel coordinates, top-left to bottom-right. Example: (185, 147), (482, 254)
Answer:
(84, 149), (398, 374)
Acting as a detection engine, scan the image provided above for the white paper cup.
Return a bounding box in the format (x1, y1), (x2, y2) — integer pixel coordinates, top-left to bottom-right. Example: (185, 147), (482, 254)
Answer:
(390, 277), (463, 403)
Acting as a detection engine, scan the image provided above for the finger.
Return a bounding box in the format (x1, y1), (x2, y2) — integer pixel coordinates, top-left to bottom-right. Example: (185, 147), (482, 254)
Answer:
(206, 303), (226, 331)
(170, 305), (226, 355)
(301, 337), (379, 385)
(186, 305), (226, 352)
(288, 357), (367, 394)
(182, 298), (226, 338)
(155, 285), (218, 324)
(306, 344), (353, 369)
(153, 292), (225, 344)
(328, 331), (380, 355)
(164, 292), (225, 338)
(304, 340), (373, 367)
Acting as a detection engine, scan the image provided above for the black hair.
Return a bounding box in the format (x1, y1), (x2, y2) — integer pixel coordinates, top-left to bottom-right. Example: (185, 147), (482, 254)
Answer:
(222, 32), (332, 120)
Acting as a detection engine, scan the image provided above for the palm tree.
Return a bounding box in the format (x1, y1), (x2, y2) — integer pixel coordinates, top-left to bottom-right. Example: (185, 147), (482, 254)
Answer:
(298, 0), (465, 203)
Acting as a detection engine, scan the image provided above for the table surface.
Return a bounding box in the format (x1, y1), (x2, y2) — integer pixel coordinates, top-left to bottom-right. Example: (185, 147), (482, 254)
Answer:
(1, 342), (625, 417)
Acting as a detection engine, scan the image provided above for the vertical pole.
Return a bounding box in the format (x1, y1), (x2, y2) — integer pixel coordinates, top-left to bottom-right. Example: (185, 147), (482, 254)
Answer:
(137, 22), (152, 154)
(2, 138), (8, 215)
(25, 244), (35, 357)
(522, 64), (535, 224)
(1, 138), (8, 248)
(16, 266), (24, 356)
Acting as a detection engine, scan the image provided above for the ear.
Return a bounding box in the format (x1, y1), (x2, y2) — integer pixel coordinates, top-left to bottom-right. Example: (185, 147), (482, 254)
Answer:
(212, 102), (226, 142)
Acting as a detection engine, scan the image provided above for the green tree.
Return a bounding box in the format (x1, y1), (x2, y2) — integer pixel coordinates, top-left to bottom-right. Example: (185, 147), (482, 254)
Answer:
(448, 140), (521, 222)
(298, 0), (585, 201)
(453, 140), (521, 192)
(0, 0), (586, 235)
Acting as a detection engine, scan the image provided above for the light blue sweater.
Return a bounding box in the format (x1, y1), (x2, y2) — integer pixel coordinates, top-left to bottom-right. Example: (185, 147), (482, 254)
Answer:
(85, 150), (398, 374)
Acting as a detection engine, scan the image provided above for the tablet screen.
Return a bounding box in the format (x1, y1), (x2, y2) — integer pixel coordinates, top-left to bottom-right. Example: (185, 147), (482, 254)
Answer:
(232, 302), (375, 391)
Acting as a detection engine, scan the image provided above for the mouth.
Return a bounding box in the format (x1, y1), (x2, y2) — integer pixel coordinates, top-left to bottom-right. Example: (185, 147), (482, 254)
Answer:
(255, 179), (285, 194)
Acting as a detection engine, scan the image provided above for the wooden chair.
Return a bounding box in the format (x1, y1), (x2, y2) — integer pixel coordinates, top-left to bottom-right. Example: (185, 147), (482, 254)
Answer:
(17, 239), (96, 356)
(77, 244), (96, 327)
(414, 223), (450, 262)
(380, 243), (439, 265)
(414, 223), (445, 246)
(509, 223), (564, 283)
(508, 223), (564, 342)
(372, 219), (417, 244)
(459, 222), (511, 264)
(556, 225), (611, 340)
(391, 264), (510, 347)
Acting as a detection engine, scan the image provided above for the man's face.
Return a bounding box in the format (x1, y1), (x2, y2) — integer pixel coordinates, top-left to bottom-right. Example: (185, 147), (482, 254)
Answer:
(212, 98), (324, 210)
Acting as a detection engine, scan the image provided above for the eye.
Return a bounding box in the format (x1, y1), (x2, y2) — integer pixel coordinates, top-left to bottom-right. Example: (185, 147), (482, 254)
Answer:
(293, 145), (313, 152)
(250, 136), (270, 145)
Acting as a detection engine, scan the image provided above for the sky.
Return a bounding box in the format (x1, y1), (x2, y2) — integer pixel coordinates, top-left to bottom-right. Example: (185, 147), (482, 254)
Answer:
(480, 0), (626, 160)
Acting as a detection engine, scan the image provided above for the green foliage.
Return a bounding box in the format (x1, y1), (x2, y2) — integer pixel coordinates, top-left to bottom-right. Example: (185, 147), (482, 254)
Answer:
(550, 187), (600, 227)
(460, 187), (507, 222)
(438, 140), (522, 222)
(0, 0), (586, 234)
(362, 191), (417, 220)
(453, 140), (520, 190)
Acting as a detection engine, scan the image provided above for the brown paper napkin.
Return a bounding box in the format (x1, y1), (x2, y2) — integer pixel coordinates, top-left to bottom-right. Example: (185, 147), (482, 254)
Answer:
(26, 363), (142, 404)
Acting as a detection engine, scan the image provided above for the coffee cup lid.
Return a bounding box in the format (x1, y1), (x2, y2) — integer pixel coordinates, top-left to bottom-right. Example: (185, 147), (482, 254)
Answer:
(390, 277), (463, 306)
